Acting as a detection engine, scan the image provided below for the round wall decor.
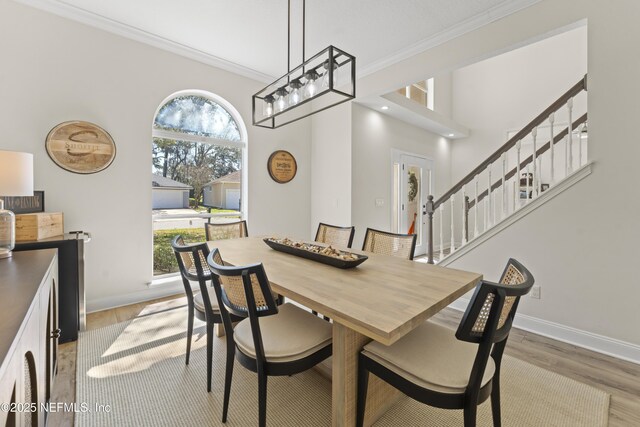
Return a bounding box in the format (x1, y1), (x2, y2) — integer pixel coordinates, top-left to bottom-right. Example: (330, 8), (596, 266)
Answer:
(267, 150), (297, 184)
(45, 121), (116, 174)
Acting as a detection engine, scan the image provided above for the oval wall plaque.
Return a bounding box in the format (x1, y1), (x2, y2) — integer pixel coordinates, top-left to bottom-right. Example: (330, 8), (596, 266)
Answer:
(267, 150), (297, 184)
(45, 121), (116, 174)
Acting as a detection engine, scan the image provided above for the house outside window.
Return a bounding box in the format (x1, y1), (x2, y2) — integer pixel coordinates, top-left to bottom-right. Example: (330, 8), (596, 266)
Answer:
(151, 91), (247, 277)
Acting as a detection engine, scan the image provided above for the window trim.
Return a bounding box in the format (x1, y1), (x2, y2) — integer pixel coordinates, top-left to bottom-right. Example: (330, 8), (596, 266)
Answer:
(152, 128), (245, 149)
(151, 90), (249, 281)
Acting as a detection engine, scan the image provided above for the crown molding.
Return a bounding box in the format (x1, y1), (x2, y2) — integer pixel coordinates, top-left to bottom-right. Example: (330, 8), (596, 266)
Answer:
(357, 0), (541, 78)
(12, 0), (540, 85)
(11, 0), (276, 83)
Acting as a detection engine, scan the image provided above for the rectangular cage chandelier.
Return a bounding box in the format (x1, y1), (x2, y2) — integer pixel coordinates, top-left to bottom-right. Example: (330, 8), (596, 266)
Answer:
(252, 0), (356, 129)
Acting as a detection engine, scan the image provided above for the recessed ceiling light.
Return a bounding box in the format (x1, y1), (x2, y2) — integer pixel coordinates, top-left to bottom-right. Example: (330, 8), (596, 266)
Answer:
(381, 106), (389, 110)
(447, 133), (454, 137)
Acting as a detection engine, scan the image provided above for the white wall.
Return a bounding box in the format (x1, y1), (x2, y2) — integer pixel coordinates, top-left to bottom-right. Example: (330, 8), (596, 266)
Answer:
(0, 0), (311, 311)
(450, 26), (587, 183)
(310, 103), (352, 238)
(351, 104), (451, 247)
(356, 0), (640, 351)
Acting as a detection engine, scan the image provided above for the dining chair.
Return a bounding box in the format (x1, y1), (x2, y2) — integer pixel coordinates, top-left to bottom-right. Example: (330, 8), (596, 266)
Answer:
(171, 236), (242, 393)
(362, 228), (417, 260)
(207, 249), (333, 427)
(204, 219), (248, 241)
(314, 222), (356, 248)
(356, 259), (534, 427)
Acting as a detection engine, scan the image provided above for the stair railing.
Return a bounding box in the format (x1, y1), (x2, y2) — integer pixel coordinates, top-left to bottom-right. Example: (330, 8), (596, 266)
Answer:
(425, 75), (588, 264)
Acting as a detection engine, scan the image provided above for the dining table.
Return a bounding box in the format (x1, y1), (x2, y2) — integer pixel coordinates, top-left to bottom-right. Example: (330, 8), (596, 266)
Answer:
(208, 236), (482, 427)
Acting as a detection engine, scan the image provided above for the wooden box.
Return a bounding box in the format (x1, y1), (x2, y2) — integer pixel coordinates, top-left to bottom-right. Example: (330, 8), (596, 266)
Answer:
(15, 212), (64, 242)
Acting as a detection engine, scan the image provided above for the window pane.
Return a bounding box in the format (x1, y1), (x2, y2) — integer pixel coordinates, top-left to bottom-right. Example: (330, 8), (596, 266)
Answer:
(154, 95), (241, 141)
(152, 94), (244, 277)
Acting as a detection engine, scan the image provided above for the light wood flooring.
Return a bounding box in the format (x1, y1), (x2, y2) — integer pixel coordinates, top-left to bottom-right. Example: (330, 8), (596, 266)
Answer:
(50, 294), (640, 427)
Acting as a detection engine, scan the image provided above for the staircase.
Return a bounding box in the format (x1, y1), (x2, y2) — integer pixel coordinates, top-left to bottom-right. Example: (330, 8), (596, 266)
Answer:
(425, 75), (588, 264)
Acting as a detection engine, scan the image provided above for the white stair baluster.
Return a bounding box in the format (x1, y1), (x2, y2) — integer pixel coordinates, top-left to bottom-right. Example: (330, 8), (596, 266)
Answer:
(461, 185), (467, 245)
(474, 175), (479, 237)
(567, 98), (574, 174)
(564, 135), (569, 176)
(549, 113), (555, 184)
(492, 187), (496, 225)
(439, 204), (444, 261)
(450, 195), (455, 253)
(512, 180), (517, 213)
(501, 152), (507, 220)
(515, 140), (521, 209)
(525, 164), (531, 204)
(487, 163), (492, 227)
(537, 156), (542, 195)
(532, 127), (538, 197)
(578, 123), (585, 167)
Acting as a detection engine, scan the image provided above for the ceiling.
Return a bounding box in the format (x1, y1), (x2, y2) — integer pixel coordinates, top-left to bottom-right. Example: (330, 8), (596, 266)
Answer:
(20, 0), (539, 81)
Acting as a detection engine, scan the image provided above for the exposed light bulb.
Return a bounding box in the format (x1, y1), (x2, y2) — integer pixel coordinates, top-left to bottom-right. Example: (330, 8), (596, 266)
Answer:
(289, 79), (302, 106)
(322, 60), (339, 89)
(264, 95), (275, 117)
(304, 70), (320, 99)
(275, 87), (289, 113)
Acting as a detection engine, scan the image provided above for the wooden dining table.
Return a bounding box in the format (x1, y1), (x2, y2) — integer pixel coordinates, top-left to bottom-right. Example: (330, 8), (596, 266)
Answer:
(208, 236), (482, 427)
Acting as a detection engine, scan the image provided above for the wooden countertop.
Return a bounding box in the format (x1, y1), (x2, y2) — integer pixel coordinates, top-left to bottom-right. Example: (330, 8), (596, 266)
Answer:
(0, 249), (57, 366)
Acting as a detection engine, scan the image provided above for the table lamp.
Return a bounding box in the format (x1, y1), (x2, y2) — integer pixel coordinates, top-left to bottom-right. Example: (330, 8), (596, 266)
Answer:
(0, 150), (34, 259)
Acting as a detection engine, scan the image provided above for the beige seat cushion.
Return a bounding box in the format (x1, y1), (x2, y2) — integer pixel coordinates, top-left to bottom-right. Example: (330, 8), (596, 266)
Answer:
(234, 303), (332, 363)
(362, 321), (495, 394)
(193, 288), (220, 313)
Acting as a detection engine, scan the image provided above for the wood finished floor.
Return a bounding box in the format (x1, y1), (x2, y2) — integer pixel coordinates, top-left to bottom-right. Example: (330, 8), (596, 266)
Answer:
(50, 294), (640, 427)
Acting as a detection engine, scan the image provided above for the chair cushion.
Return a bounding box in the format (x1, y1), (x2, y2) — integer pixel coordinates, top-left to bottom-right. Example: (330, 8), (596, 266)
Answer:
(234, 303), (332, 363)
(362, 321), (495, 394)
(193, 288), (220, 313)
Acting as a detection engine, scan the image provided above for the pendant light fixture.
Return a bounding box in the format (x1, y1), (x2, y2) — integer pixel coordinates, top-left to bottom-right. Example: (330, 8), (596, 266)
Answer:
(252, 0), (356, 129)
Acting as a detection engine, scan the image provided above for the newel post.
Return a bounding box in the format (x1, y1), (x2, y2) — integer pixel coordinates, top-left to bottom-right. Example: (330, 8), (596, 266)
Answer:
(426, 195), (435, 264)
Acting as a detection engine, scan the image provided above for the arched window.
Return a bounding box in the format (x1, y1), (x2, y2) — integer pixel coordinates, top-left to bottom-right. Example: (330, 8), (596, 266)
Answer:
(154, 95), (242, 141)
(151, 91), (247, 277)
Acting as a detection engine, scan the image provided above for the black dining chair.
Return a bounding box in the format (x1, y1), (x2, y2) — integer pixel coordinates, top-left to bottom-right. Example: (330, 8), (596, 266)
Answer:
(171, 236), (242, 392)
(362, 227), (417, 260)
(204, 220), (248, 241)
(356, 259), (534, 427)
(207, 248), (333, 427)
(314, 222), (356, 248)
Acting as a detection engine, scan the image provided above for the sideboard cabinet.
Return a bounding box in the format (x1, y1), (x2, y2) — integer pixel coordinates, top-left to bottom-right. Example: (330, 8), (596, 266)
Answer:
(0, 250), (59, 426)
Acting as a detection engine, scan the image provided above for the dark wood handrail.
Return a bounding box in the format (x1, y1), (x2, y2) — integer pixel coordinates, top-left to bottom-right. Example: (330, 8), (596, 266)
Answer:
(467, 113), (587, 209)
(433, 74), (587, 210)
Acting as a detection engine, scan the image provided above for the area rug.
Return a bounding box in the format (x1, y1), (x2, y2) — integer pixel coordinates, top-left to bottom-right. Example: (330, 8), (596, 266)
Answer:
(76, 302), (609, 426)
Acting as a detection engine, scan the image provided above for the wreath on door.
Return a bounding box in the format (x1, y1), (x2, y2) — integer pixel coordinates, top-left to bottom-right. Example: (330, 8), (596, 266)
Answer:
(408, 171), (418, 202)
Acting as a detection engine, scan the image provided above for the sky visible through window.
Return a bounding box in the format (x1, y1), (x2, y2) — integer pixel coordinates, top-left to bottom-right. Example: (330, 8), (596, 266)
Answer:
(154, 95), (241, 141)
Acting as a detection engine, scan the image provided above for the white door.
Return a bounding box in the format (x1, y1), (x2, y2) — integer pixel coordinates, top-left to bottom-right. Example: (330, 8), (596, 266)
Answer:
(398, 154), (432, 257)
(225, 189), (241, 210)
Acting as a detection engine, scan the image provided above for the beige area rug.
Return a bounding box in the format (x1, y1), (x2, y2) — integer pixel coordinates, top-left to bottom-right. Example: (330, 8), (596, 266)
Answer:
(76, 301), (609, 426)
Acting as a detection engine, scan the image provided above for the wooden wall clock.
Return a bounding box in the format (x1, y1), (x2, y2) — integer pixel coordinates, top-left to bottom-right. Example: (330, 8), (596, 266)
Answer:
(267, 150), (297, 184)
(45, 121), (116, 174)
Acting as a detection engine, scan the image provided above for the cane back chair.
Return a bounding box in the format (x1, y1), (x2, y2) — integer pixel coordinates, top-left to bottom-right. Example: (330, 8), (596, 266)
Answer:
(362, 227), (417, 260)
(207, 249), (333, 427)
(357, 259), (534, 427)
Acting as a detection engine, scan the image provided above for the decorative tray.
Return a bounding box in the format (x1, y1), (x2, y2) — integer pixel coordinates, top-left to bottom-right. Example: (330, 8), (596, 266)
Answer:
(263, 237), (368, 269)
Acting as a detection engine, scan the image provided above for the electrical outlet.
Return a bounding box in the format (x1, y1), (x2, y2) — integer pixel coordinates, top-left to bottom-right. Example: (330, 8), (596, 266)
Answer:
(375, 198), (384, 207)
(530, 285), (541, 299)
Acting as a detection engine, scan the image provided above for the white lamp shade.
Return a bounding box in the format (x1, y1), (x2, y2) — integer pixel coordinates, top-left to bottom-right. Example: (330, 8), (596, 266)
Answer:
(0, 151), (34, 196)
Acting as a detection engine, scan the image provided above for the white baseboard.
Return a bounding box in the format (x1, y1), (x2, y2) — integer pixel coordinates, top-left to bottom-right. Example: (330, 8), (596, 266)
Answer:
(87, 281), (184, 313)
(448, 298), (640, 365)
